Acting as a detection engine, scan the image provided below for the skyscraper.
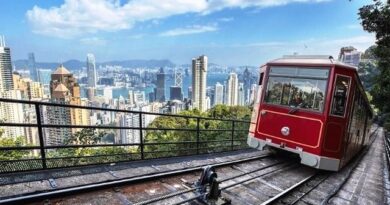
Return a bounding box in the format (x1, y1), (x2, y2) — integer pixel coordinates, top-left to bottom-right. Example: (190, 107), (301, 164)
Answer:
(0, 35), (13, 92)
(226, 73), (239, 106)
(214, 82), (224, 106)
(37, 69), (52, 85)
(243, 67), (253, 103)
(170, 86), (183, 101)
(155, 67), (165, 102)
(170, 70), (183, 101)
(86, 53), (97, 88)
(28, 53), (38, 81)
(238, 82), (245, 106)
(192, 55), (207, 111)
(0, 90), (25, 138)
(0, 36), (24, 139)
(338, 46), (362, 67)
(45, 65), (86, 145)
(174, 70), (183, 87)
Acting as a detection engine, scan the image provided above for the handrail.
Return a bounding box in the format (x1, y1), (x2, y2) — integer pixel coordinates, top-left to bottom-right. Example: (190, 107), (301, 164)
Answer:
(0, 98), (250, 123)
(0, 97), (250, 173)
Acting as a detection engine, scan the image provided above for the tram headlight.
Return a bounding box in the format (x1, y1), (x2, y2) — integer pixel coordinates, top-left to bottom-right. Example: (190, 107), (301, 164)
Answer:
(281, 126), (290, 136)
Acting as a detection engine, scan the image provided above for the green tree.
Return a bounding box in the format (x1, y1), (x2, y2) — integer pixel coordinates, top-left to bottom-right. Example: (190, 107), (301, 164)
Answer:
(144, 105), (251, 158)
(48, 128), (136, 167)
(359, 1), (390, 114)
(0, 135), (29, 160)
(358, 60), (378, 91)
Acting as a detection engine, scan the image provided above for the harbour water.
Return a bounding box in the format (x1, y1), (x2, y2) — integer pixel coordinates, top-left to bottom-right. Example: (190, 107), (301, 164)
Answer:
(112, 73), (229, 99)
(80, 73), (230, 100)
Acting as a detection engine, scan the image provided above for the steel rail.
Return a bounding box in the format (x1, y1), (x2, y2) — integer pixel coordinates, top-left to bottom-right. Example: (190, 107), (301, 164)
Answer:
(0, 154), (272, 205)
(260, 173), (317, 205)
(170, 127), (381, 205)
(135, 160), (291, 205)
(289, 173), (331, 205)
(171, 162), (298, 205)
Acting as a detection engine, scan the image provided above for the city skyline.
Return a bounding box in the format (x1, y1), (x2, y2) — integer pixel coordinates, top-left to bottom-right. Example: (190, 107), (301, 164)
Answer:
(0, 0), (374, 66)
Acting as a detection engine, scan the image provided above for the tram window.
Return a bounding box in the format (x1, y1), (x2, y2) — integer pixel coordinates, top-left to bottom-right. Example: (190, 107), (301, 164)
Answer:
(259, 73), (264, 85)
(331, 75), (351, 117)
(265, 77), (327, 112)
(264, 66), (329, 113)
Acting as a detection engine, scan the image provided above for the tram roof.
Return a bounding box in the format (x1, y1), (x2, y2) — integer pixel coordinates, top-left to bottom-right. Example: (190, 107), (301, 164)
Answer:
(267, 55), (357, 70)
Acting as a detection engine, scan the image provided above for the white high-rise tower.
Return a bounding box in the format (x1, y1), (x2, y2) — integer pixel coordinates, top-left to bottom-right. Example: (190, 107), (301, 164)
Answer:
(0, 35), (13, 92)
(214, 82), (224, 106)
(0, 35), (25, 139)
(191, 55), (207, 111)
(226, 72), (239, 106)
(86, 53), (97, 88)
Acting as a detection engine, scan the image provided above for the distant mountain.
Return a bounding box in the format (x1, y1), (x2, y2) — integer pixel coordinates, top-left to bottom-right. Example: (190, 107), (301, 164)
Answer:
(13, 59), (176, 71)
(100, 59), (175, 68)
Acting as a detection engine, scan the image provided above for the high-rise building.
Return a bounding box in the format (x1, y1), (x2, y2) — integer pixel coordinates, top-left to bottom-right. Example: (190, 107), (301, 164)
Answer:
(0, 36), (24, 139)
(37, 69), (52, 85)
(12, 72), (29, 99)
(28, 53), (38, 81)
(170, 86), (183, 101)
(0, 90), (25, 138)
(191, 55), (207, 111)
(338, 46), (362, 67)
(226, 73), (239, 106)
(174, 70), (183, 87)
(86, 53), (97, 88)
(249, 84), (258, 105)
(0, 35), (13, 92)
(86, 87), (95, 101)
(119, 105), (149, 144)
(155, 67), (165, 102)
(243, 67), (253, 103)
(205, 96), (211, 111)
(28, 81), (44, 100)
(37, 68), (52, 97)
(13, 73), (44, 100)
(128, 90), (135, 106)
(134, 91), (146, 105)
(188, 87), (192, 100)
(45, 65), (85, 145)
(214, 82), (224, 106)
(238, 83), (245, 106)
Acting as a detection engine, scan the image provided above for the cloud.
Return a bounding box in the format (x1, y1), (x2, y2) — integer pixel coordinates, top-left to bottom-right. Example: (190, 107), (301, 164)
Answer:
(235, 35), (375, 57)
(26, 0), (329, 38)
(218, 17), (234, 22)
(128, 34), (145, 39)
(160, 25), (218, 36)
(80, 37), (107, 46)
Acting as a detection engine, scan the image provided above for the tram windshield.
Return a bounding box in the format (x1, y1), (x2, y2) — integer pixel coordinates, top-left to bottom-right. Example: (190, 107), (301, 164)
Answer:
(265, 66), (329, 112)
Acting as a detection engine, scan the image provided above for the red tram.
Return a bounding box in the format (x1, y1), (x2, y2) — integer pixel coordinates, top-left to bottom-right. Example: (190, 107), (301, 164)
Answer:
(247, 55), (373, 171)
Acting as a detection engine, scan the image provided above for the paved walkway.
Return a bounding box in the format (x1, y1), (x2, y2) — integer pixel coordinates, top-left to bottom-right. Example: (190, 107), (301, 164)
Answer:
(329, 127), (387, 205)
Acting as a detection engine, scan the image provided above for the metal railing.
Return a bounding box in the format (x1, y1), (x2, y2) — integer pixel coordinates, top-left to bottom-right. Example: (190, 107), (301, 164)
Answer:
(385, 130), (390, 177)
(0, 98), (250, 173)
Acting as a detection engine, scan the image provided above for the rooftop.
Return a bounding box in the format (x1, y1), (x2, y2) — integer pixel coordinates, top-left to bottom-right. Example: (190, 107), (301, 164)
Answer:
(52, 65), (71, 75)
(268, 55), (357, 69)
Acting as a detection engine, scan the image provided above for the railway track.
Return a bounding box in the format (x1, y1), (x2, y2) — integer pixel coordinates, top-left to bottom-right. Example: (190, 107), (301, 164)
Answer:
(4, 127), (381, 205)
(268, 126), (380, 205)
(0, 153), (277, 204)
(18, 152), (314, 205)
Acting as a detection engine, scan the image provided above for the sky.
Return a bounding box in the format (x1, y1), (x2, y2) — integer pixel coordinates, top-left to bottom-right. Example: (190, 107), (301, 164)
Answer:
(0, 0), (376, 66)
